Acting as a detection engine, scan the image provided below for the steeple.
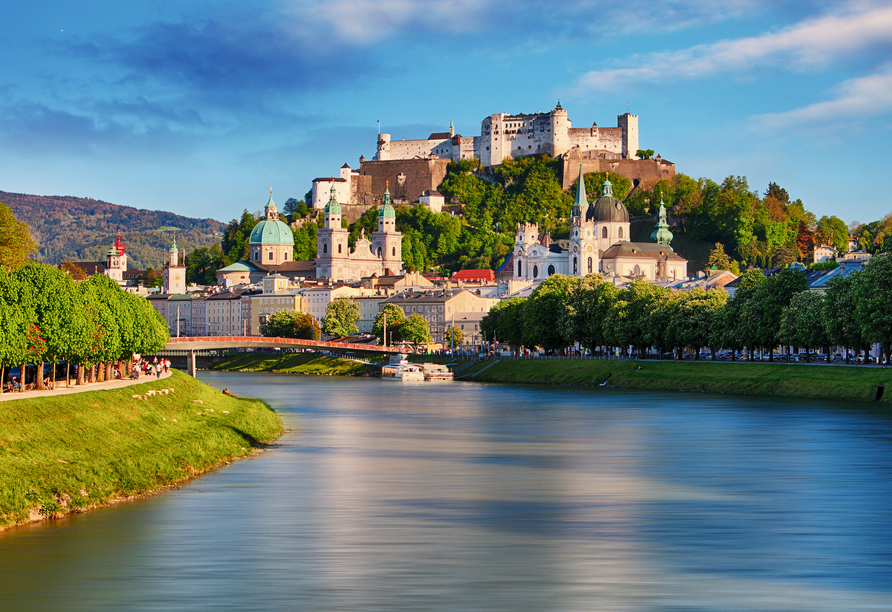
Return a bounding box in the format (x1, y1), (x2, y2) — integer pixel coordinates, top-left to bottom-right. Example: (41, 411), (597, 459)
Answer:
(449, 116), (454, 137)
(572, 165), (588, 218)
(264, 189), (278, 220)
(601, 175), (614, 198)
(114, 233), (125, 256)
(169, 236), (179, 267)
(650, 198), (674, 249)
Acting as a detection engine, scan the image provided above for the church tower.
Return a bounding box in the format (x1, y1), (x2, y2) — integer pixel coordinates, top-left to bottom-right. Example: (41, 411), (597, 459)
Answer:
(568, 166), (598, 277)
(371, 187), (404, 274)
(163, 237), (186, 294)
(316, 184), (350, 279)
(105, 233), (127, 283)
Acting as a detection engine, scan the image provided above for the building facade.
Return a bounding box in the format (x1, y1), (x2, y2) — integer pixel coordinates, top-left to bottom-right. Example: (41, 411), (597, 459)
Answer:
(373, 104), (639, 169)
(315, 185), (404, 282)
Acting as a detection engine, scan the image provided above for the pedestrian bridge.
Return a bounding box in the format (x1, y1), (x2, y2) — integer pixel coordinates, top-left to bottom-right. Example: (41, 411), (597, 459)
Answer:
(162, 336), (405, 376)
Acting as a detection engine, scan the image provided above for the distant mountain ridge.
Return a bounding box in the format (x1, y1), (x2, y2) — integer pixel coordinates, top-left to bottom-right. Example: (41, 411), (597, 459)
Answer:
(0, 190), (226, 271)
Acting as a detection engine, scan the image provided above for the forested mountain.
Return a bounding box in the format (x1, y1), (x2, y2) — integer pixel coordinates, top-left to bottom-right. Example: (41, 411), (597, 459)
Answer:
(0, 191), (225, 270)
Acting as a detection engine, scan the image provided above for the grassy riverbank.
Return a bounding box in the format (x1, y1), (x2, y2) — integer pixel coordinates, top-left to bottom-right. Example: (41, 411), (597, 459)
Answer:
(0, 370), (283, 531)
(460, 359), (892, 405)
(211, 353), (382, 376)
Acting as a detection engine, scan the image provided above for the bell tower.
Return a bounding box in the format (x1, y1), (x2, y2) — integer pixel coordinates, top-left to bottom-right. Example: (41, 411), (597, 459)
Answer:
(163, 237), (186, 294)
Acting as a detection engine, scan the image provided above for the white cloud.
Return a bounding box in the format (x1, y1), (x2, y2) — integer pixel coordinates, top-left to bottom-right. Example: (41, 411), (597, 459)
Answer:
(573, 5), (892, 93)
(753, 64), (892, 128)
(282, 0), (781, 47)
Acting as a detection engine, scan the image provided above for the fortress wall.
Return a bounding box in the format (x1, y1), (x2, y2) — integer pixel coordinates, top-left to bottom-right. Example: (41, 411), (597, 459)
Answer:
(358, 158), (451, 204)
(567, 127), (624, 155)
(561, 157), (675, 191)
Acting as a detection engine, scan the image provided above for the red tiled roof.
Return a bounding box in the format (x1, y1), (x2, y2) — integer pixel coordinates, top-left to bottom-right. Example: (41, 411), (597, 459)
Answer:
(450, 269), (495, 282)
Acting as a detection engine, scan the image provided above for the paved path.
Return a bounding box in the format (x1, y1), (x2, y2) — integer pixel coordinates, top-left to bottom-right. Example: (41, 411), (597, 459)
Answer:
(0, 370), (174, 402)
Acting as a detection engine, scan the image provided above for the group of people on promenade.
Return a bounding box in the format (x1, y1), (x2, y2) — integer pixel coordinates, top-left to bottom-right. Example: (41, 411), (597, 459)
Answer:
(132, 356), (171, 380)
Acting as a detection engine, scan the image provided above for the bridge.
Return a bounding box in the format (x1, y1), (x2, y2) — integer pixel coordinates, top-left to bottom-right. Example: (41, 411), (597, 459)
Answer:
(161, 336), (405, 376)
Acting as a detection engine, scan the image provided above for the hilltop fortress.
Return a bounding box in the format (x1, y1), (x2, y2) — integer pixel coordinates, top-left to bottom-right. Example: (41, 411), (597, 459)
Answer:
(311, 102), (674, 213)
(375, 101), (638, 167)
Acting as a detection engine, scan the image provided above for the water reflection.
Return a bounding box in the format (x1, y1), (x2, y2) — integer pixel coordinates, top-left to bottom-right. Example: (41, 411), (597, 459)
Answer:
(1, 373), (890, 611)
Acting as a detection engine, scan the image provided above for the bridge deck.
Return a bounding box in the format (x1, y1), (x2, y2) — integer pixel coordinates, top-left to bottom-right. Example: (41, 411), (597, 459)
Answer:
(164, 336), (404, 354)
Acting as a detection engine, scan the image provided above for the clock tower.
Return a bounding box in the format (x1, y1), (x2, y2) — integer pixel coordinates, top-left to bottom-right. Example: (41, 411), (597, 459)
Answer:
(163, 237), (187, 294)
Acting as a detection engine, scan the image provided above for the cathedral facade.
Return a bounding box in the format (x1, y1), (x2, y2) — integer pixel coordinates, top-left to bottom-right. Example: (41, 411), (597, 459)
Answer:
(314, 185), (404, 282)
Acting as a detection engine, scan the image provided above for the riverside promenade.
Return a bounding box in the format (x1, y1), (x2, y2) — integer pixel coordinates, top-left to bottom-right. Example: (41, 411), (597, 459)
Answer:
(0, 370), (173, 402)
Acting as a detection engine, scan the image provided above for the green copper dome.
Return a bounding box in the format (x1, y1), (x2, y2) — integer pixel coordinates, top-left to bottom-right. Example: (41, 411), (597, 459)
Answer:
(323, 184), (342, 215)
(249, 194), (294, 246)
(379, 187), (396, 219)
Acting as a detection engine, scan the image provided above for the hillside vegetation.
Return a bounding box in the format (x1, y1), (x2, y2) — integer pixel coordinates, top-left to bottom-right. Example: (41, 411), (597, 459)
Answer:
(0, 191), (225, 270)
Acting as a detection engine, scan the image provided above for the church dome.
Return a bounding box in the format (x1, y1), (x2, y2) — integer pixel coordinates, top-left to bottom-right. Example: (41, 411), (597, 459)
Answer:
(586, 177), (629, 223)
(250, 219), (294, 246)
(249, 193), (295, 246)
(323, 184), (342, 215)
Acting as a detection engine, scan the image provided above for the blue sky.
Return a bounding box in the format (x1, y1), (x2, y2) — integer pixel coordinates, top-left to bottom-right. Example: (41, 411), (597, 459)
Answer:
(2, 1), (892, 226)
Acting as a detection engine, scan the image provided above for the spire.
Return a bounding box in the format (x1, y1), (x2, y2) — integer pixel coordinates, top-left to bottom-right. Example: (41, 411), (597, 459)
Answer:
(650, 197), (674, 249)
(573, 165), (588, 217)
(323, 182), (341, 215)
(115, 233), (125, 256)
(555, 100), (563, 111)
(265, 190), (278, 220)
(170, 235), (178, 254)
(449, 116), (454, 137)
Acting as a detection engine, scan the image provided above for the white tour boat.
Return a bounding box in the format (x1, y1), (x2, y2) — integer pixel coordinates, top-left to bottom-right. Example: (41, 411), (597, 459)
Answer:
(380, 355), (425, 382)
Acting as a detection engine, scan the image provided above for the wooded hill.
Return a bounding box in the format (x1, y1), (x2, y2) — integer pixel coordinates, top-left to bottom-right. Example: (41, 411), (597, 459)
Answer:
(0, 191), (225, 271)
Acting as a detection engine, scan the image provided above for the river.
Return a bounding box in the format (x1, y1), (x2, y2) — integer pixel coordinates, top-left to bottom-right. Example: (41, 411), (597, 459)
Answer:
(1, 373), (891, 611)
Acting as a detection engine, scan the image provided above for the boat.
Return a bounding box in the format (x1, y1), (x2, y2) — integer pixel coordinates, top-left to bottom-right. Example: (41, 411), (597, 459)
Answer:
(380, 355), (425, 382)
(421, 363), (454, 381)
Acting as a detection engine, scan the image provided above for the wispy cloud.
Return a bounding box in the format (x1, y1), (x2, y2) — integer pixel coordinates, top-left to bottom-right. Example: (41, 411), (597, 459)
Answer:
(573, 5), (892, 93)
(753, 64), (892, 128)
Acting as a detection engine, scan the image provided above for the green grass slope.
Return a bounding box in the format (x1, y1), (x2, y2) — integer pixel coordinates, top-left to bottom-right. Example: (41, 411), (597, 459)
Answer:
(0, 370), (283, 531)
(212, 353), (382, 376)
(463, 359), (892, 405)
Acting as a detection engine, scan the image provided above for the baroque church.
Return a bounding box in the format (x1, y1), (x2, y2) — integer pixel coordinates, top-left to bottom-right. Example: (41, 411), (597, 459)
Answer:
(512, 167), (687, 283)
(315, 184), (404, 281)
(216, 188), (403, 286)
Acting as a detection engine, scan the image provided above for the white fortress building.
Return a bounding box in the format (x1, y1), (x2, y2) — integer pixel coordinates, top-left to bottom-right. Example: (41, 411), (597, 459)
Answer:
(374, 102), (639, 168)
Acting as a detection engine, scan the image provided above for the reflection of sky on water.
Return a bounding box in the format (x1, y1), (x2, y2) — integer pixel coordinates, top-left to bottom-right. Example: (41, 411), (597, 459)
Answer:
(1, 373), (890, 611)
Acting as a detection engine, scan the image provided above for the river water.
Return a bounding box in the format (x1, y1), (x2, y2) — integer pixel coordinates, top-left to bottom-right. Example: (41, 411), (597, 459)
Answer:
(2, 373), (891, 611)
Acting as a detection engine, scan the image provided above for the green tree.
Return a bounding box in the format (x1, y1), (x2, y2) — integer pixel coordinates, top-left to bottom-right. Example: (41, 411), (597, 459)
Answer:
(852, 254), (892, 361)
(322, 298), (360, 338)
(260, 310), (320, 340)
(707, 243), (731, 271)
(563, 274), (619, 351)
(670, 287), (728, 358)
(221, 210), (258, 265)
(0, 202), (37, 270)
(185, 244), (224, 285)
(522, 274), (575, 351)
(402, 313), (432, 351)
(824, 273), (867, 360)
(779, 291), (828, 360)
(636, 149), (655, 159)
(444, 325), (464, 350)
(713, 269), (766, 358)
(373, 304), (406, 346)
(480, 297), (526, 347)
(740, 267), (807, 359)
(814, 215), (849, 253)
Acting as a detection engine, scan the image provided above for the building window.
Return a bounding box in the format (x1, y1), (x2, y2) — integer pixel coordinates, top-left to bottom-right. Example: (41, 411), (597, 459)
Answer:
(533, 264), (539, 278)
(253, 251), (259, 261)
(602, 227), (608, 239)
(517, 259), (522, 276)
(268, 251), (273, 261)
(547, 264), (555, 276)
(323, 244), (328, 254)
(338, 243), (342, 254)
(573, 257), (578, 275)
(587, 257), (593, 273)
(392, 247), (396, 257)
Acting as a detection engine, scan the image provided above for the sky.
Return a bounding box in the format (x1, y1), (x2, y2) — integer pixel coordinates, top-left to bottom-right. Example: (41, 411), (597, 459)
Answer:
(2, 1), (892, 226)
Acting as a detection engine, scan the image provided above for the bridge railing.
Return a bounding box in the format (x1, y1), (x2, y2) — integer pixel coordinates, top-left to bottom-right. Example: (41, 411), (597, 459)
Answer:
(165, 336), (407, 354)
